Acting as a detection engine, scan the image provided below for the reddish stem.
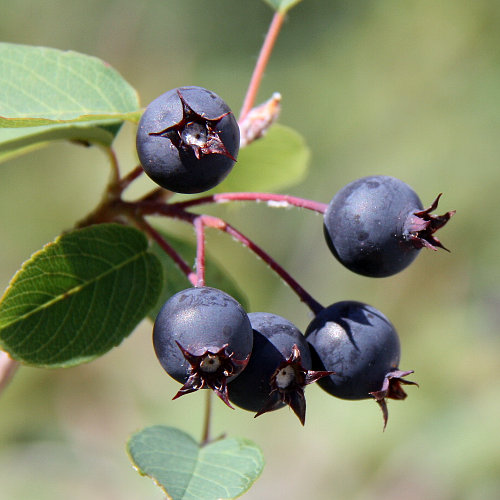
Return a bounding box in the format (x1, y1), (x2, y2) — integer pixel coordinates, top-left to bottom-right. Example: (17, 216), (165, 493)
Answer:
(201, 390), (213, 445)
(239, 11), (286, 122)
(117, 165), (144, 193)
(103, 146), (121, 185)
(133, 201), (322, 313)
(139, 187), (174, 203)
(170, 192), (328, 214)
(133, 215), (198, 286)
(194, 216), (206, 287)
(201, 215), (324, 314)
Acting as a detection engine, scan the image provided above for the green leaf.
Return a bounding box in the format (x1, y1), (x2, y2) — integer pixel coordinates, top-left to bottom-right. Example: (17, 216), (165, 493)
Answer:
(149, 231), (248, 319)
(0, 43), (140, 159)
(0, 113), (140, 128)
(0, 123), (116, 163)
(212, 124), (310, 193)
(262, 0), (304, 13)
(0, 224), (163, 367)
(127, 426), (264, 500)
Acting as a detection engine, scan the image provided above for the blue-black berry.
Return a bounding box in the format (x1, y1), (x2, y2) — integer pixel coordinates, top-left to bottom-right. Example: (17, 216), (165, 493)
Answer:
(305, 300), (417, 428)
(136, 86), (240, 194)
(228, 312), (330, 425)
(323, 175), (455, 277)
(153, 287), (252, 407)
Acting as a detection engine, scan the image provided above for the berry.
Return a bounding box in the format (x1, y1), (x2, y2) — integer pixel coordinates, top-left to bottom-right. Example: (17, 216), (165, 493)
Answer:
(305, 300), (417, 428)
(136, 86), (240, 194)
(153, 287), (252, 407)
(228, 312), (330, 425)
(323, 175), (455, 277)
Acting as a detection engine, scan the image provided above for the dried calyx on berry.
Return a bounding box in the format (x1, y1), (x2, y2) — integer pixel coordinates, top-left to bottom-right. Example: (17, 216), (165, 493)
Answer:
(136, 86), (240, 194)
(323, 175), (455, 277)
(306, 300), (418, 429)
(228, 312), (331, 425)
(149, 88), (235, 161)
(173, 342), (248, 407)
(255, 344), (332, 425)
(369, 369), (418, 428)
(153, 287), (253, 407)
(404, 193), (455, 250)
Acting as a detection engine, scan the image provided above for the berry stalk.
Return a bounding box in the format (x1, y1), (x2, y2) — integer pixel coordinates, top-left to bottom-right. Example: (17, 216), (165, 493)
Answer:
(115, 165), (144, 194)
(133, 215), (198, 287)
(102, 145), (121, 186)
(201, 216), (324, 315)
(201, 390), (213, 445)
(170, 192), (328, 214)
(134, 200), (323, 314)
(194, 216), (207, 287)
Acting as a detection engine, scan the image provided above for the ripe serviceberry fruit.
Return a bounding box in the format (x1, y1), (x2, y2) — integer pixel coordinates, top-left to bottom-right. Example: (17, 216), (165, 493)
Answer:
(305, 300), (417, 428)
(153, 287), (252, 407)
(136, 86), (240, 194)
(228, 312), (331, 425)
(323, 175), (455, 277)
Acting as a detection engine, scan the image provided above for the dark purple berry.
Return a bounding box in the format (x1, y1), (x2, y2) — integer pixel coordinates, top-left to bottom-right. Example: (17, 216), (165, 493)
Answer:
(153, 287), (252, 407)
(323, 175), (455, 277)
(228, 312), (331, 425)
(136, 86), (240, 194)
(305, 300), (417, 428)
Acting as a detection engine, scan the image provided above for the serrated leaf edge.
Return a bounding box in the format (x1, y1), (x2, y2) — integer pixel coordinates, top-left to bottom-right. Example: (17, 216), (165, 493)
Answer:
(0, 233), (152, 332)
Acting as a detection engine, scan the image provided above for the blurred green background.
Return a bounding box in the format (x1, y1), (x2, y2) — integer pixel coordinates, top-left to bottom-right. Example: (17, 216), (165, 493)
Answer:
(1, 0), (499, 499)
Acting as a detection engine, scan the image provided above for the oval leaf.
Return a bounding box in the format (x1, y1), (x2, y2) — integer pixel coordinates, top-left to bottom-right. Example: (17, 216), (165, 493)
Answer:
(0, 43), (140, 158)
(0, 113), (140, 128)
(212, 124), (310, 193)
(0, 224), (163, 367)
(0, 123), (117, 164)
(262, 0), (304, 13)
(148, 231), (248, 319)
(127, 426), (264, 500)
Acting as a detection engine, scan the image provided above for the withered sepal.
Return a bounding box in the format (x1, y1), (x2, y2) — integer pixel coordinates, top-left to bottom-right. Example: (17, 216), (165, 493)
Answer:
(149, 89), (235, 160)
(255, 344), (333, 425)
(173, 342), (248, 408)
(369, 369), (419, 430)
(405, 194), (455, 251)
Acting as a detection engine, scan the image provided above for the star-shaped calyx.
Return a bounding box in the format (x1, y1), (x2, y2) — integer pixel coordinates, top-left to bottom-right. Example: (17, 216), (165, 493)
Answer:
(255, 344), (333, 425)
(369, 369), (419, 430)
(149, 89), (236, 160)
(405, 194), (456, 251)
(173, 342), (248, 408)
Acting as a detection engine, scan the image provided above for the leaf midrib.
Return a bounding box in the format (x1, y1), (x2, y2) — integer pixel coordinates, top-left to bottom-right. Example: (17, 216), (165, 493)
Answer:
(0, 247), (149, 331)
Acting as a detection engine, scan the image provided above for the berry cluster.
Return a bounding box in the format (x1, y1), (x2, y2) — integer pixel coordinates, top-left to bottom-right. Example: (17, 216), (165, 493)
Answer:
(138, 86), (454, 428)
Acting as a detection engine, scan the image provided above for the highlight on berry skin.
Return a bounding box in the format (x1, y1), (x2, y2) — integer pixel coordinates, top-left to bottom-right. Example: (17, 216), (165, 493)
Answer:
(152, 287), (253, 407)
(323, 175), (455, 278)
(305, 300), (418, 429)
(136, 86), (240, 194)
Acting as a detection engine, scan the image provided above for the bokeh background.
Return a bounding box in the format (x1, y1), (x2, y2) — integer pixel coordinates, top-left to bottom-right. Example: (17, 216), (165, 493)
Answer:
(1, 1), (499, 499)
